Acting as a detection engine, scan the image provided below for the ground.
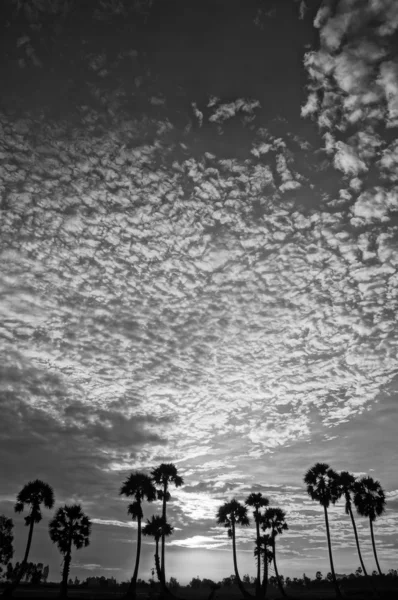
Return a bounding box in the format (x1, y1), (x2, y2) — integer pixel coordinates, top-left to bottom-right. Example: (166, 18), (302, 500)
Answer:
(1, 579), (398, 599)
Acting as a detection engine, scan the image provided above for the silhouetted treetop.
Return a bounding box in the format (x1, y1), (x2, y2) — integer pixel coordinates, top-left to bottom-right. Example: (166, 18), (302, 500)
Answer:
(354, 477), (386, 522)
(49, 504), (91, 554)
(14, 480), (55, 525)
(304, 463), (340, 508)
(151, 463), (184, 488)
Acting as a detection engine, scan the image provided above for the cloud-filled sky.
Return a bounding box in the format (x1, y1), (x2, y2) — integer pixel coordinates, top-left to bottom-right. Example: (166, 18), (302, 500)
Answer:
(1, 0), (398, 585)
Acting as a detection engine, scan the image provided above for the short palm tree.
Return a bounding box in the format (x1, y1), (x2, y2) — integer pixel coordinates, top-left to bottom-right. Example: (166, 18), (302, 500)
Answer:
(4, 480), (55, 597)
(49, 504), (91, 598)
(262, 507), (288, 597)
(354, 476), (386, 576)
(217, 499), (252, 599)
(120, 472), (157, 599)
(336, 471), (368, 576)
(142, 515), (173, 584)
(245, 492), (269, 598)
(151, 463), (183, 585)
(304, 463), (341, 598)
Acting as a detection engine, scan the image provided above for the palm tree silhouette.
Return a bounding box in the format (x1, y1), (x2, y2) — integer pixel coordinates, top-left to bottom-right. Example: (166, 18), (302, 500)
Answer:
(262, 507), (288, 597)
(304, 463), (341, 598)
(245, 492), (269, 598)
(336, 471), (368, 576)
(216, 499), (252, 599)
(255, 533), (273, 598)
(151, 463), (183, 586)
(120, 472), (157, 599)
(354, 476), (386, 576)
(3, 480), (54, 597)
(142, 515), (173, 585)
(49, 504), (91, 598)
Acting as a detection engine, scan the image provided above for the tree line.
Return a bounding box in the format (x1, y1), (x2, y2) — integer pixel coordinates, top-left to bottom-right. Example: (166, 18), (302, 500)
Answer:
(0, 462), (388, 599)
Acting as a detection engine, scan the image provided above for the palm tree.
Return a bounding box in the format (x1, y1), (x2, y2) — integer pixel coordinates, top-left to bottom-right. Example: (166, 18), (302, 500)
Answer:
(245, 493), (269, 598)
(49, 504), (91, 598)
(120, 472), (157, 599)
(151, 463), (183, 585)
(255, 533), (273, 598)
(142, 515), (173, 585)
(216, 499), (252, 599)
(262, 507), (288, 597)
(304, 463), (341, 598)
(336, 471), (368, 576)
(354, 476), (386, 576)
(3, 480), (54, 597)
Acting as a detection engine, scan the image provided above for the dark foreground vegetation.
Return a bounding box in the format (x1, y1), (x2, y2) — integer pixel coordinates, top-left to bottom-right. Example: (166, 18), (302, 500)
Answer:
(1, 572), (398, 600)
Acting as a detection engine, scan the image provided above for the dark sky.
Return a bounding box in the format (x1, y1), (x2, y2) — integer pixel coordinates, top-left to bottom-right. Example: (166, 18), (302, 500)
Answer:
(0, 0), (398, 586)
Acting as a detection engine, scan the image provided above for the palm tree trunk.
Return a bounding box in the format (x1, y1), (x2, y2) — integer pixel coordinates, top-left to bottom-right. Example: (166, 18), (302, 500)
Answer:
(272, 538), (286, 597)
(60, 550), (71, 598)
(231, 522), (253, 599)
(348, 506), (368, 576)
(127, 514), (142, 599)
(155, 539), (162, 582)
(22, 519), (35, 565)
(255, 513), (261, 598)
(161, 483), (167, 586)
(60, 527), (73, 599)
(261, 550), (268, 598)
(18, 519), (35, 582)
(2, 520), (35, 597)
(323, 505), (341, 598)
(156, 539), (172, 600)
(369, 519), (383, 576)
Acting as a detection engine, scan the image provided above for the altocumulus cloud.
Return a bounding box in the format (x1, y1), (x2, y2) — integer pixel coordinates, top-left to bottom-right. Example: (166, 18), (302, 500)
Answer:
(1, 97), (398, 483)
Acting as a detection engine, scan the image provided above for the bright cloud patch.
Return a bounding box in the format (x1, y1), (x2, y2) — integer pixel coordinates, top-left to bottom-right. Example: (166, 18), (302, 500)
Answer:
(169, 535), (227, 549)
(1, 106), (398, 481)
(303, 0), (398, 181)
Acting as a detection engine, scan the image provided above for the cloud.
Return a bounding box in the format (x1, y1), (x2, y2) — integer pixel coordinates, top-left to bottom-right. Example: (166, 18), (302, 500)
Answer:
(168, 535), (227, 550)
(91, 519), (136, 529)
(352, 187), (398, 222)
(332, 141), (368, 176)
(208, 99), (261, 124)
(377, 60), (398, 127)
(302, 0), (398, 180)
(248, 416), (310, 448)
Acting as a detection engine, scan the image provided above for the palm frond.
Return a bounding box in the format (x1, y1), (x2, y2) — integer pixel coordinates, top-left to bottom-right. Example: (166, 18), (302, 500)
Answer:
(304, 463), (339, 507)
(354, 476), (386, 522)
(49, 504), (91, 554)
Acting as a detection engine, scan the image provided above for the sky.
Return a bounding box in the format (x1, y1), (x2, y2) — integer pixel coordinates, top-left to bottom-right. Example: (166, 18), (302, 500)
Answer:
(1, 0), (398, 586)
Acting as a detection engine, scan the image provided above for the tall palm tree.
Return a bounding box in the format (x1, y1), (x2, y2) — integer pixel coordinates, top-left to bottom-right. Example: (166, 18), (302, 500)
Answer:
(120, 472), (157, 599)
(245, 492), (269, 598)
(262, 507), (288, 597)
(3, 480), (55, 597)
(336, 471), (368, 576)
(255, 533), (273, 598)
(354, 476), (386, 576)
(151, 463), (183, 585)
(142, 515), (173, 585)
(49, 504), (91, 598)
(304, 463), (341, 598)
(216, 499), (252, 600)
